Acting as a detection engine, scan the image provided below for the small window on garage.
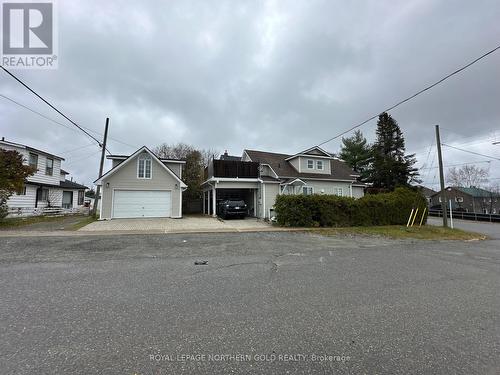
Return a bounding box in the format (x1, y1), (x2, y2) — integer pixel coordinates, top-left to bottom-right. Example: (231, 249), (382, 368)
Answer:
(137, 154), (152, 179)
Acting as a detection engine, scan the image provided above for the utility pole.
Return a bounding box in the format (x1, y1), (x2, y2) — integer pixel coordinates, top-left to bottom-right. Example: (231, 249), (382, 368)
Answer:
(92, 118), (109, 218)
(435, 124), (448, 227)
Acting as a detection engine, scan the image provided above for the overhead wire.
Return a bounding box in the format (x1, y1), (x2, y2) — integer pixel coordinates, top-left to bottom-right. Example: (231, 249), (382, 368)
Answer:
(316, 43), (500, 147)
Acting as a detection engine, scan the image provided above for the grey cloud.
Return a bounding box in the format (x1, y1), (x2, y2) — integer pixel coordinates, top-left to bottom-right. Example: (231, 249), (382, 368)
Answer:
(1, 0), (499, 188)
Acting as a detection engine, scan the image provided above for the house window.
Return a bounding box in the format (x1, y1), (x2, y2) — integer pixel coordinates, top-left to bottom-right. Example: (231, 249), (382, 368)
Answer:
(336, 188), (343, 196)
(78, 190), (84, 205)
(37, 188), (49, 201)
(302, 186), (314, 195)
(316, 160), (324, 170)
(46, 158), (54, 176)
(29, 153), (38, 169)
(137, 154), (152, 179)
(455, 197), (463, 203)
(307, 160), (314, 169)
(16, 185), (26, 195)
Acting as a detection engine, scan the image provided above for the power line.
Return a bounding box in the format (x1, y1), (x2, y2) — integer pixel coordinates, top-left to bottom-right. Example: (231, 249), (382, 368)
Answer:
(0, 93), (80, 133)
(420, 160), (491, 170)
(59, 142), (96, 155)
(441, 143), (500, 161)
(317, 43), (500, 147)
(0, 92), (137, 151)
(0, 65), (104, 147)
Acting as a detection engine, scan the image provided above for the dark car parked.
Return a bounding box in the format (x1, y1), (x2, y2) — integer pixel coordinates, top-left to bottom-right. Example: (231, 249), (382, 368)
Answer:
(218, 199), (247, 219)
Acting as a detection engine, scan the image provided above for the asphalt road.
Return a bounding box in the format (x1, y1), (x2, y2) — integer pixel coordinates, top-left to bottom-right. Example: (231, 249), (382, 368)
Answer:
(427, 216), (500, 239)
(1, 232), (499, 374)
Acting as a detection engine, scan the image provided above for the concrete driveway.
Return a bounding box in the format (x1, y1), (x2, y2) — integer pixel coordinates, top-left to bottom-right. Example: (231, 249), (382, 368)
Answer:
(79, 215), (272, 233)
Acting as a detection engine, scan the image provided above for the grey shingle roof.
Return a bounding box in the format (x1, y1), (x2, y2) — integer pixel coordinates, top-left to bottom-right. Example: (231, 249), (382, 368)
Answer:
(59, 180), (88, 190)
(245, 149), (361, 182)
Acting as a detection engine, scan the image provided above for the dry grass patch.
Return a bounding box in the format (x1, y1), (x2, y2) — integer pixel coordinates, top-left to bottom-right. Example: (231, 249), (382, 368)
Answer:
(310, 225), (487, 241)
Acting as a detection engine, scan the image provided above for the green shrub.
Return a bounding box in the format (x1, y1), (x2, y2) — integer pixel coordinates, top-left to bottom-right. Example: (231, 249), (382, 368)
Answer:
(275, 187), (428, 227)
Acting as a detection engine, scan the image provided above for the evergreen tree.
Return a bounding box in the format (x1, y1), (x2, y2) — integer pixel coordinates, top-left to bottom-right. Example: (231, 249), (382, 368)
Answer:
(339, 130), (372, 175)
(366, 112), (419, 190)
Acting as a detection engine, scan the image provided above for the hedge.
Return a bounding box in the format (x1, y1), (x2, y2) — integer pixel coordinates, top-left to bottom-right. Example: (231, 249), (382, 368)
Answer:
(274, 187), (428, 227)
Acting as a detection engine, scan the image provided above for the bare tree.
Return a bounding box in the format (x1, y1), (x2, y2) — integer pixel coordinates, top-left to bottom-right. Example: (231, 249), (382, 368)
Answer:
(199, 148), (220, 168)
(152, 143), (194, 160)
(152, 143), (219, 168)
(446, 165), (489, 188)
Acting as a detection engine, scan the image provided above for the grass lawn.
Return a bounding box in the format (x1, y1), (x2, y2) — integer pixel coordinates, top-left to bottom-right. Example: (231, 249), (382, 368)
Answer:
(0, 215), (96, 231)
(310, 225), (487, 241)
(69, 216), (97, 230)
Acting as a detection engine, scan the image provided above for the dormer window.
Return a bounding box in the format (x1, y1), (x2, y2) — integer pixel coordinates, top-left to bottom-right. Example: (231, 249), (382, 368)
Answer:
(316, 160), (323, 170)
(137, 154), (152, 179)
(307, 160), (314, 169)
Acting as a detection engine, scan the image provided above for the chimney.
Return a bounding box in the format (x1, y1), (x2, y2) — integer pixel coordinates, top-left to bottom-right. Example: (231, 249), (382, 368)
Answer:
(1, 137), (4, 141)
(224, 150), (228, 156)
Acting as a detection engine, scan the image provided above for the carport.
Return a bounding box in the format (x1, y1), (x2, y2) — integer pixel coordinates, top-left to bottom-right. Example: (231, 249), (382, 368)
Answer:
(202, 180), (259, 217)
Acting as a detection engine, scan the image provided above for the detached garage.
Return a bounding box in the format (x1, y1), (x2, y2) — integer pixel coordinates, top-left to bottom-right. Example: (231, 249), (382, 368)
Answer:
(112, 190), (172, 218)
(95, 147), (187, 220)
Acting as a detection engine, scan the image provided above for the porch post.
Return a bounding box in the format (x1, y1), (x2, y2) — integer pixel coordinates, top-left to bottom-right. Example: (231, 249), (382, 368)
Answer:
(212, 184), (217, 217)
(202, 190), (206, 214)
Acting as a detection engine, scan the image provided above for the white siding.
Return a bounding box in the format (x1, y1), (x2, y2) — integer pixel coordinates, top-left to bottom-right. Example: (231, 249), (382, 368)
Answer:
(0, 143), (62, 185)
(302, 180), (352, 196)
(6, 185), (37, 208)
(164, 162), (182, 178)
(256, 182), (280, 219)
(352, 186), (365, 198)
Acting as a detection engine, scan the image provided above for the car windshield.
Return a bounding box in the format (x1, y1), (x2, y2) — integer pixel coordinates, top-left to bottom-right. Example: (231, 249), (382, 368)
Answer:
(227, 200), (245, 206)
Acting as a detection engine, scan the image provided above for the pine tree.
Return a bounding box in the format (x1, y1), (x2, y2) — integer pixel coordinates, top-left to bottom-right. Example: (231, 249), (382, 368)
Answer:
(339, 130), (372, 175)
(366, 112), (419, 190)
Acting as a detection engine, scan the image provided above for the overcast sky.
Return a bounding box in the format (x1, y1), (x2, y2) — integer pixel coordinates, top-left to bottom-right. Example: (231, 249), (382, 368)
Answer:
(1, 0), (500, 189)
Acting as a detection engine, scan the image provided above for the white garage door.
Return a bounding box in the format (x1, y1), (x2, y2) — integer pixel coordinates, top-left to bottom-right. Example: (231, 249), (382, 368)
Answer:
(112, 190), (171, 218)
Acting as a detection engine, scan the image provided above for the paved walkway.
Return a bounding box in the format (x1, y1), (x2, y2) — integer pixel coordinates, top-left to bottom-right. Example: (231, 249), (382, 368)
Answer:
(79, 216), (272, 233)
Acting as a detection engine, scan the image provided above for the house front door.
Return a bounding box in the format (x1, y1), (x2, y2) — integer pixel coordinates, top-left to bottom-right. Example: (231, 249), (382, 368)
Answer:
(62, 191), (73, 209)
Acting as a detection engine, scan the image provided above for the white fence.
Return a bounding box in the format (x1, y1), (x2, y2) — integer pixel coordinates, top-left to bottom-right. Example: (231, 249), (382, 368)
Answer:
(7, 206), (90, 217)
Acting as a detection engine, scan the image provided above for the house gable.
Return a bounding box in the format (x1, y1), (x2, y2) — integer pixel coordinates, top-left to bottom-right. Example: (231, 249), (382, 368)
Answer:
(96, 146), (186, 187)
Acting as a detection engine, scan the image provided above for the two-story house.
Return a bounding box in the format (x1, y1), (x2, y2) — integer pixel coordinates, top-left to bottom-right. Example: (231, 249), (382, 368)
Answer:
(202, 146), (365, 219)
(94, 146), (187, 219)
(430, 186), (500, 214)
(1, 138), (88, 215)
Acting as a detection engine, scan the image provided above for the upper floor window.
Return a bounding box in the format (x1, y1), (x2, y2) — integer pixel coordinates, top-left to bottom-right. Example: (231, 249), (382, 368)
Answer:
(138, 154), (152, 179)
(45, 158), (54, 176)
(29, 153), (38, 169)
(316, 160), (324, 170)
(455, 197), (463, 203)
(307, 160), (314, 169)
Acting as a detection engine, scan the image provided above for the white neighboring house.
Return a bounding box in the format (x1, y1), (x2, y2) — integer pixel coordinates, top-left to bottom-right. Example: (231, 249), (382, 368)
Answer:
(1, 138), (88, 216)
(95, 146), (187, 220)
